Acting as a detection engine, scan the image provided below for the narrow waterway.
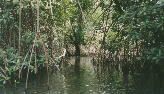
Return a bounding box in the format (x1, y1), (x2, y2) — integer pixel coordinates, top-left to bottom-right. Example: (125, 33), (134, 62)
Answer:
(0, 57), (164, 94)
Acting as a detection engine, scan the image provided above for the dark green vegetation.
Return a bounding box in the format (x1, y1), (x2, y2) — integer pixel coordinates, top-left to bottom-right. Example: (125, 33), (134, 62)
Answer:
(0, 0), (164, 92)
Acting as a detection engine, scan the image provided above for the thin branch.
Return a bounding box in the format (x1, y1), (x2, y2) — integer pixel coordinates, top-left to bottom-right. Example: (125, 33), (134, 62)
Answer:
(18, 0), (22, 58)
(76, 0), (86, 22)
(25, 0), (40, 90)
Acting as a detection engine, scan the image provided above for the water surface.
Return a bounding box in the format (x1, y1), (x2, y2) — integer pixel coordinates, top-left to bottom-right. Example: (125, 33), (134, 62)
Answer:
(0, 57), (164, 94)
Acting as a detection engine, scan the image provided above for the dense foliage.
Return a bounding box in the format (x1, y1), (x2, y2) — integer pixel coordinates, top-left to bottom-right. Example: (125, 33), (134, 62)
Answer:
(106, 1), (164, 62)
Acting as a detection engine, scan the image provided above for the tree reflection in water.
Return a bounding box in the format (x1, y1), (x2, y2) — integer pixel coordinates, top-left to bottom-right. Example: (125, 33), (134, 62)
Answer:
(1, 57), (164, 94)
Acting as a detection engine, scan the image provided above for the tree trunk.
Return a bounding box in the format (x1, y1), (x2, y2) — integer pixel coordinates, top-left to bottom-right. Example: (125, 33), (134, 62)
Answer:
(75, 44), (80, 56)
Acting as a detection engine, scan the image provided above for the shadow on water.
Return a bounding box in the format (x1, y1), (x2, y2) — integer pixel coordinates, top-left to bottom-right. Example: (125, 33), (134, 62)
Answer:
(1, 56), (164, 94)
(74, 56), (81, 73)
(92, 57), (164, 94)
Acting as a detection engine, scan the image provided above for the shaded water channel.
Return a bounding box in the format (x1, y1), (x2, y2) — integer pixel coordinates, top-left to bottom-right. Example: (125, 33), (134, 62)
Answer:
(1, 56), (164, 94)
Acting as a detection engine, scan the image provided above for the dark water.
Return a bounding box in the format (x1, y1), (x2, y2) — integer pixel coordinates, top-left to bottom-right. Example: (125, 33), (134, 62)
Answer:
(0, 57), (164, 94)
